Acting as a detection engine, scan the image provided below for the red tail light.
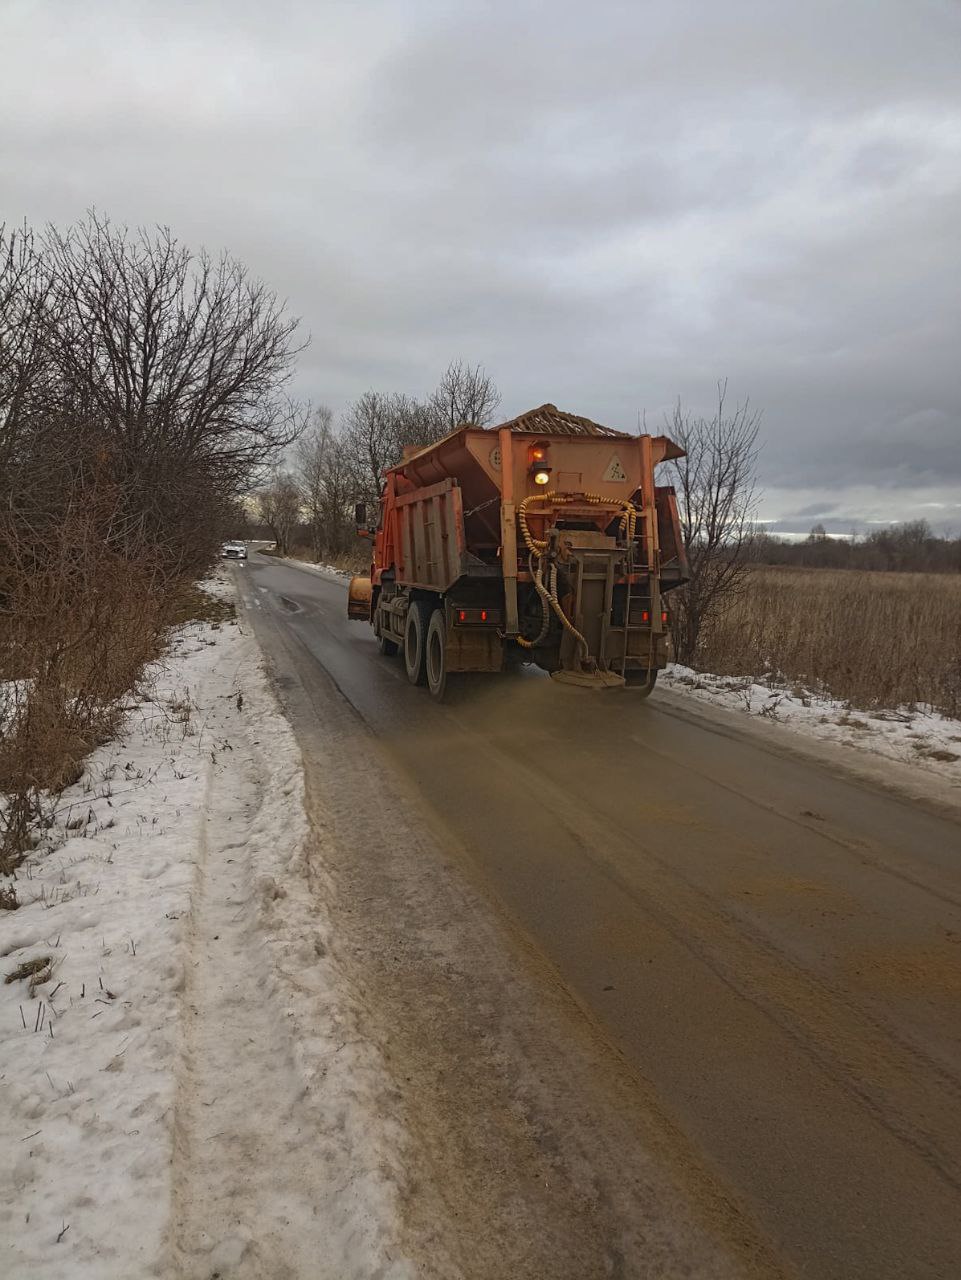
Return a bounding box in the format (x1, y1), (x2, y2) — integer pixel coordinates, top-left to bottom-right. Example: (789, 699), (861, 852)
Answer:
(641, 610), (650, 623)
(453, 606), (500, 626)
(661, 610), (668, 623)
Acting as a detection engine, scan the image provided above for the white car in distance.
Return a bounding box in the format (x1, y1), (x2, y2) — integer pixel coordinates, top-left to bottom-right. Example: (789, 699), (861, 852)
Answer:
(221, 540), (248, 560)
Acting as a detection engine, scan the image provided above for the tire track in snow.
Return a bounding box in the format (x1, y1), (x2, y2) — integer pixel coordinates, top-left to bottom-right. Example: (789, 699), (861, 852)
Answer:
(169, 748), (308, 1277)
(166, 653), (408, 1280)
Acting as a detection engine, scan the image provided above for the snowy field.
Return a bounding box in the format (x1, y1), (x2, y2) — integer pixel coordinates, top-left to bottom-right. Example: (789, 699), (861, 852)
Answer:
(661, 663), (961, 784)
(0, 571), (407, 1280)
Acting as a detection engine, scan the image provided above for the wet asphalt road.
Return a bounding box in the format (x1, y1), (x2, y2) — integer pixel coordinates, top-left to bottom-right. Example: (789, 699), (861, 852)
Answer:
(237, 556), (961, 1280)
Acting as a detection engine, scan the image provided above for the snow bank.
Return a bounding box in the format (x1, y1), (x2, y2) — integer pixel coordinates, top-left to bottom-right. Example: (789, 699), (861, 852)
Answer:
(0, 570), (405, 1279)
(662, 663), (961, 783)
(280, 557), (352, 585)
(1, 615), (226, 1276)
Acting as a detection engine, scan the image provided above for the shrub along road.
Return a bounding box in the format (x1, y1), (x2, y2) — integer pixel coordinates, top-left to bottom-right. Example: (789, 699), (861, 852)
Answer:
(238, 554), (961, 1280)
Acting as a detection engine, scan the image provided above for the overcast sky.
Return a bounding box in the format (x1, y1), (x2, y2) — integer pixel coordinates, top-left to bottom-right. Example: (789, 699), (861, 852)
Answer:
(2, 0), (959, 533)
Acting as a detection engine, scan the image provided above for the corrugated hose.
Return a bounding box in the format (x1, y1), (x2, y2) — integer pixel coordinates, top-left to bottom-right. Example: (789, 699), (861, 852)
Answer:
(513, 491), (640, 665)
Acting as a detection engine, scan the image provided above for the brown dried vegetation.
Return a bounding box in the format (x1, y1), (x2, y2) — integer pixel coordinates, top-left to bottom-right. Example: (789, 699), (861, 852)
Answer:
(695, 567), (961, 718)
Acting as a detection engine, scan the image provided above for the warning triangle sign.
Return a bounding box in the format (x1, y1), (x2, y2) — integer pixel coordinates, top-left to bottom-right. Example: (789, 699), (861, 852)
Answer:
(602, 454), (628, 483)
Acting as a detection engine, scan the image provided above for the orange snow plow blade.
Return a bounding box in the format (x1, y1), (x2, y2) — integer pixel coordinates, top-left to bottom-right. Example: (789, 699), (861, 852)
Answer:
(347, 575), (372, 621)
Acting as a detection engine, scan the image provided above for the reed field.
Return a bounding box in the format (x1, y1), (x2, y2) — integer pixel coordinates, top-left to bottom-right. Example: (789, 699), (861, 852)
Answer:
(694, 567), (961, 718)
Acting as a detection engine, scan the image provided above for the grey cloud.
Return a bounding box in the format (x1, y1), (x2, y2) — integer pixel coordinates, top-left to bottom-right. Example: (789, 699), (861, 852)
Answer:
(766, 512), (961, 537)
(787, 504), (841, 520)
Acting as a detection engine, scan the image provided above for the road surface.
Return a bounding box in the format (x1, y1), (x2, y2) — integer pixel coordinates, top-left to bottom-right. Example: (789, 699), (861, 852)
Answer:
(235, 555), (961, 1280)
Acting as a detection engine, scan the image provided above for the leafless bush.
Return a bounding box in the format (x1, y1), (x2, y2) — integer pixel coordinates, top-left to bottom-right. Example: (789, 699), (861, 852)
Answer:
(0, 478), (170, 869)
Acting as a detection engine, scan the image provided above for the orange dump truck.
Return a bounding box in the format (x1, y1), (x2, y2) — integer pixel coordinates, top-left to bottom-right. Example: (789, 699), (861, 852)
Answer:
(347, 403), (689, 699)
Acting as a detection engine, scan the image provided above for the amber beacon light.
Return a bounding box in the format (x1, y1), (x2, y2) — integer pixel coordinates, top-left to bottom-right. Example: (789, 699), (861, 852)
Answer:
(528, 441), (552, 486)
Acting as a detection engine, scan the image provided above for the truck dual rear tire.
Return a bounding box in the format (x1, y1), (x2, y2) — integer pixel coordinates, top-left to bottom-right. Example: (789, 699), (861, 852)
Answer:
(425, 610), (448, 700)
(404, 600), (432, 685)
(404, 601), (455, 700)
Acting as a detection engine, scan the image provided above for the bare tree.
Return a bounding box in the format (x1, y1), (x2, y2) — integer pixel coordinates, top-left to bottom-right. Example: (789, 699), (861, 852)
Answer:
(666, 381), (761, 665)
(341, 364), (501, 513)
(43, 214), (307, 470)
(429, 359), (500, 432)
(36, 214), (308, 572)
(296, 405), (356, 559)
(0, 214), (308, 869)
(340, 390), (395, 511)
(256, 471), (302, 556)
(0, 225), (58, 481)
(392, 392), (440, 453)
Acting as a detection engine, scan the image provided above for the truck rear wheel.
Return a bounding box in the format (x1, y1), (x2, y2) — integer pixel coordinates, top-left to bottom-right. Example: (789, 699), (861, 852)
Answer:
(404, 600), (431, 685)
(425, 609), (448, 700)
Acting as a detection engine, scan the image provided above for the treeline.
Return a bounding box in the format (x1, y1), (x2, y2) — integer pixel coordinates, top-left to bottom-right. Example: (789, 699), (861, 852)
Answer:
(0, 215), (304, 868)
(255, 362), (500, 558)
(750, 521), (961, 574)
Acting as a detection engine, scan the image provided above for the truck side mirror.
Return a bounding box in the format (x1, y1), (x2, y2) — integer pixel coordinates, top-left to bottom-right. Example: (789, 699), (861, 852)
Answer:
(355, 502), (372, 539)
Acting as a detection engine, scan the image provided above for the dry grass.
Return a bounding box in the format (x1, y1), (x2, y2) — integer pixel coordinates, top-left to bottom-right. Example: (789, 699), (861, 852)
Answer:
(695, 567), (961, 718)
(283, 544), (368, 574)
(0, 565), (237, 874)
(317, 547), (369, 574)
(0, 503), (220, 872)
(5, 955), (51, 984)
(164, 582), (236, 628)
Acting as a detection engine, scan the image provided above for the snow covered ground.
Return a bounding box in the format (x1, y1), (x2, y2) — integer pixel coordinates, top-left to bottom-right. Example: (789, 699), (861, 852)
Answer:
(0, 570), (407, 1280)
(279, 556), (354, 585)
(661, 663), (961, 784)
